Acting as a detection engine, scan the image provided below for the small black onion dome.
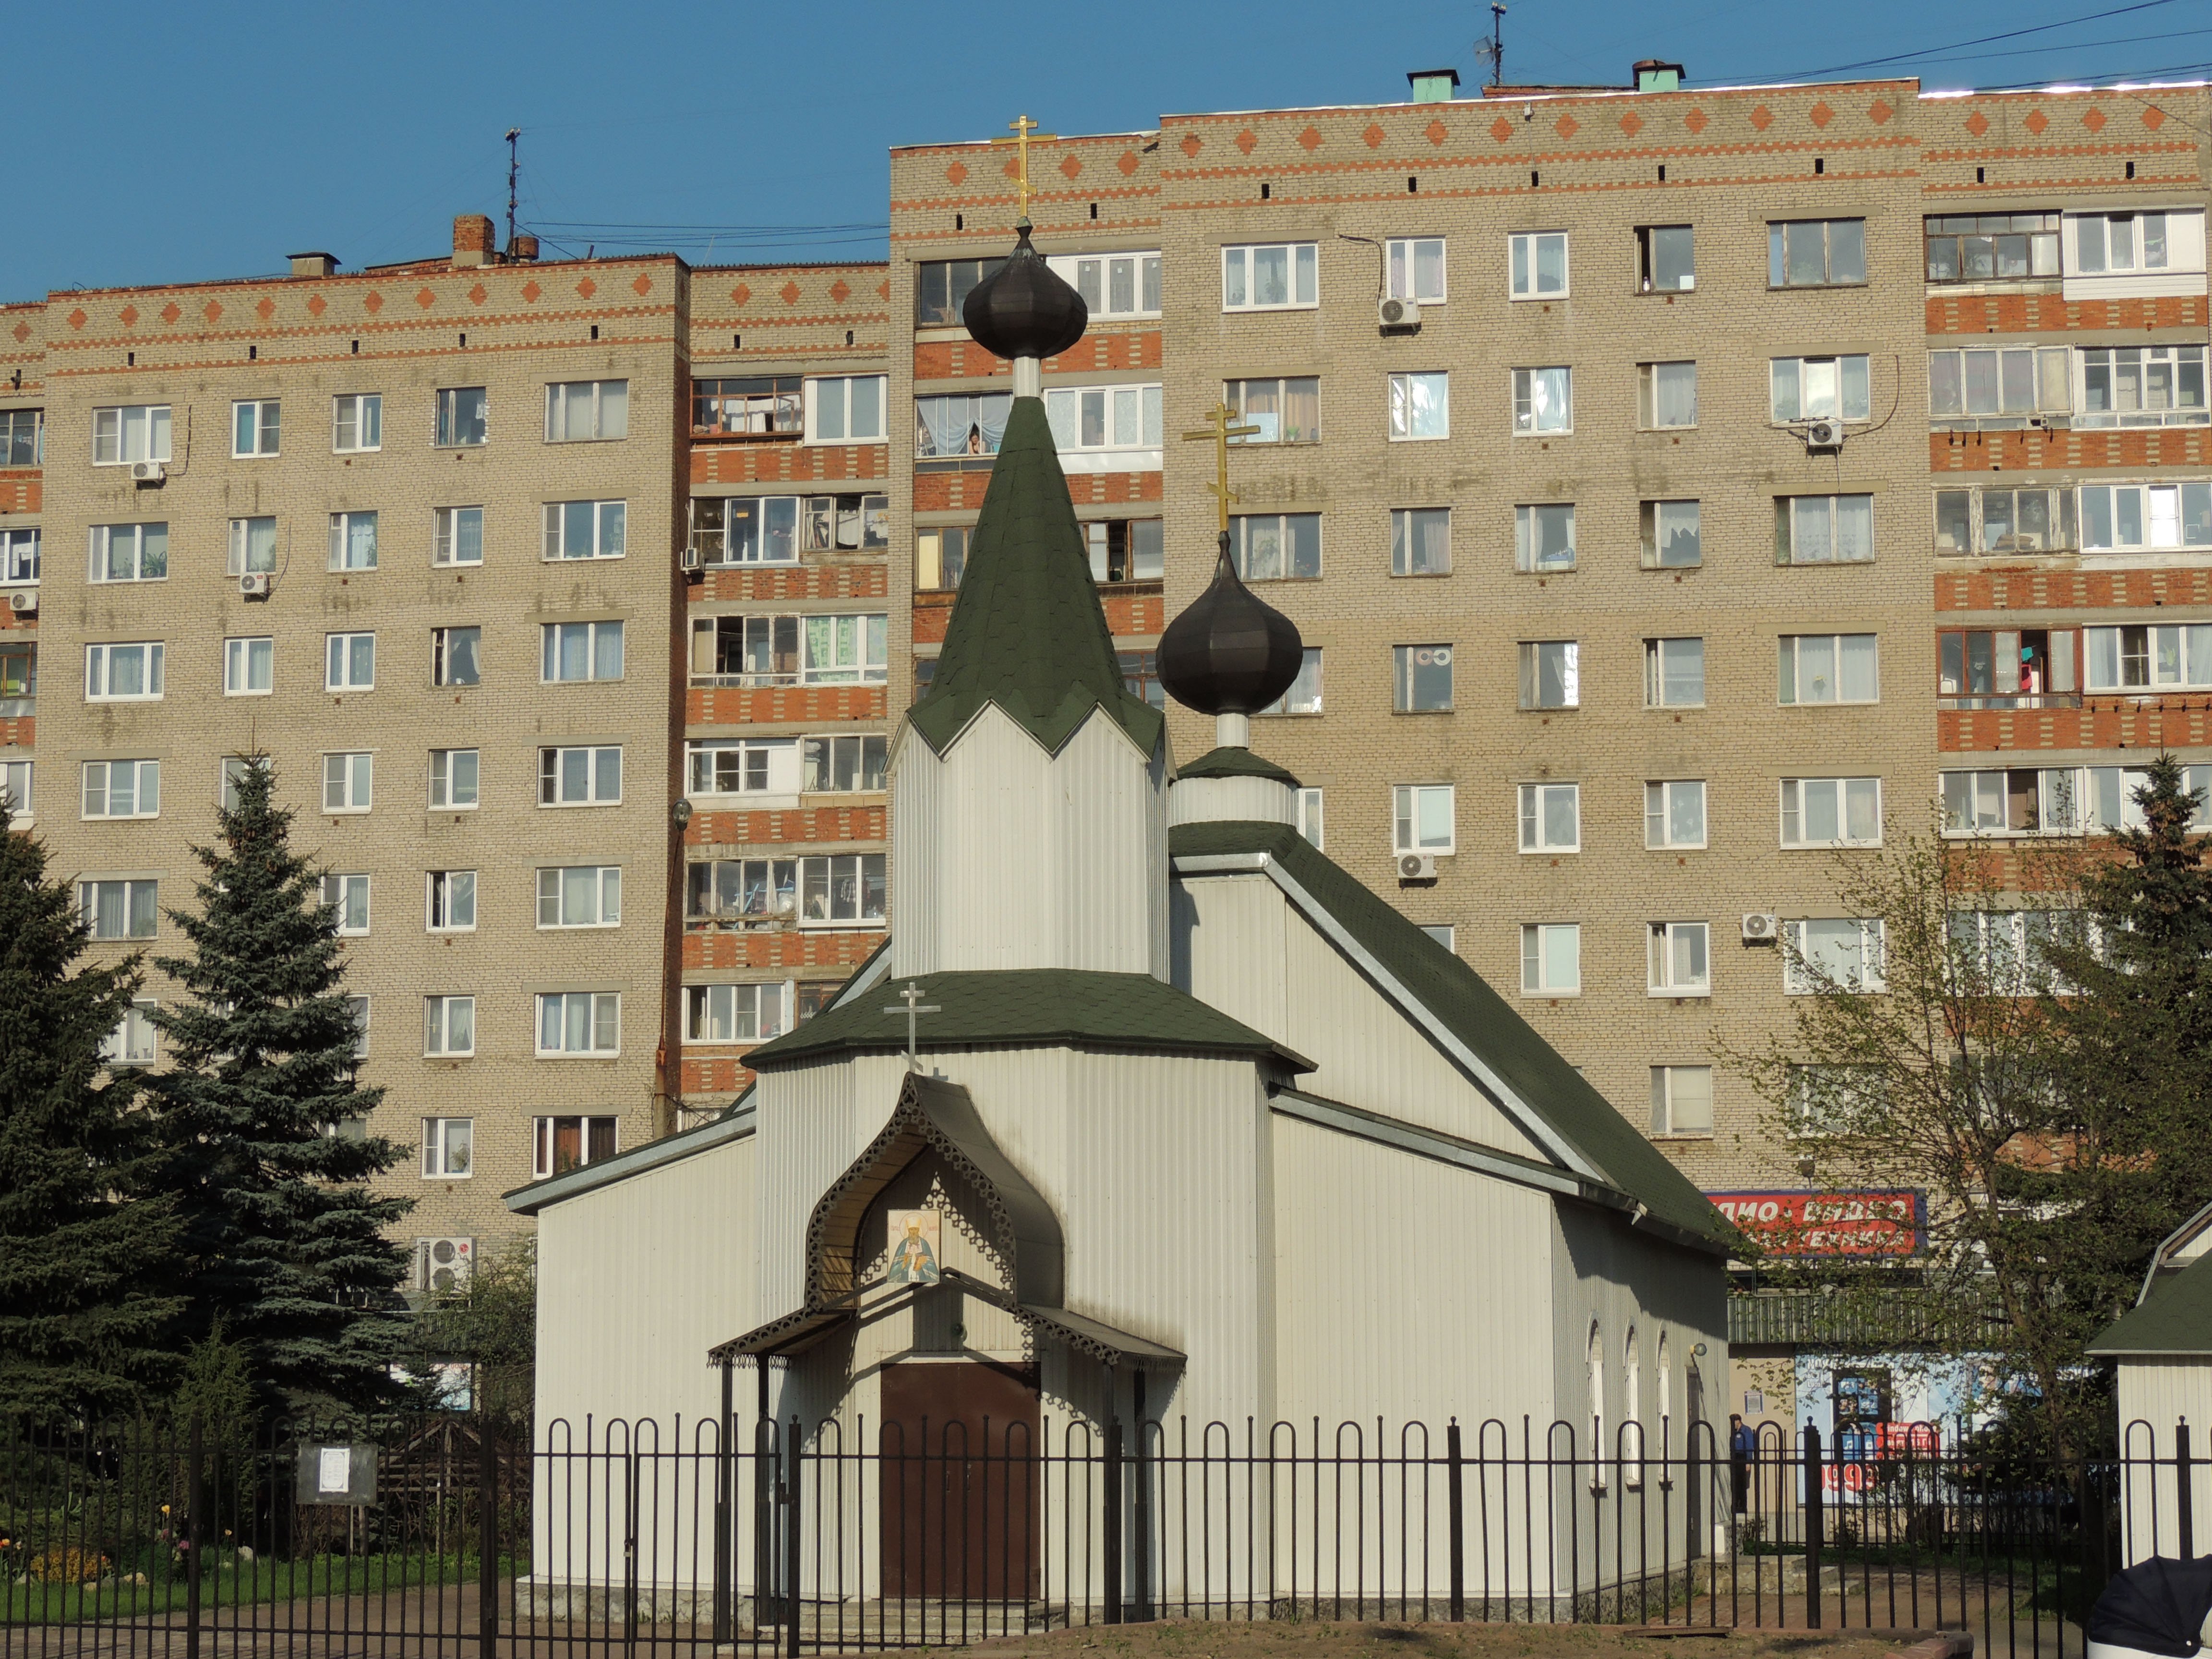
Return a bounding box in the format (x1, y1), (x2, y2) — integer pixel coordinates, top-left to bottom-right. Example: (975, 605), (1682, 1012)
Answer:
(1156, 533), (1307, 716)
(962, 224), (1088, 361)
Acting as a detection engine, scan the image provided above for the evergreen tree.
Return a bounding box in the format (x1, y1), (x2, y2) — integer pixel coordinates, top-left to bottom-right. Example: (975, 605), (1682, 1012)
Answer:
(145, 758), (413, 1412)
(0, 798), (182, 1422)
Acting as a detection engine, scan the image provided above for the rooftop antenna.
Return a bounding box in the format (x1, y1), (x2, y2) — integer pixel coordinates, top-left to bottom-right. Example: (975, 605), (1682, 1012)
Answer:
(504, 128), (521, 257)
(1477, 2), (1507, 89)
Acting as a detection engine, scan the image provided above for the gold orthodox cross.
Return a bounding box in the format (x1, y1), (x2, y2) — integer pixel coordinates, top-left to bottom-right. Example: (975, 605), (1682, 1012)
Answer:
(882, 981), (941, 1073)
(990, 114), (1056, 225)
(1182, 404), (1262, 534)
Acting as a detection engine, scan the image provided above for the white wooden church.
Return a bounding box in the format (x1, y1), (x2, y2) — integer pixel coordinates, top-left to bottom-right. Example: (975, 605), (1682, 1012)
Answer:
(512, 222), (1732, 1619)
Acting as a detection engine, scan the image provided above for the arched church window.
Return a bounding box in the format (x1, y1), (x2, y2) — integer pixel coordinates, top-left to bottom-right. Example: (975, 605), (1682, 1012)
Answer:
(1587, 1322), (1607, 1491)
(1658, 1332), (1674, 1461)
(1624, 1325), (1644, 1487)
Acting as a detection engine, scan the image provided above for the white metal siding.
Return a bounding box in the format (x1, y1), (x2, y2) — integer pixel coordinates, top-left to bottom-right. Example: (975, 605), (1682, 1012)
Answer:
(1170, 772), (1296, 827)
(752, 1055), (910, 1315)
(2117, 1358), (2212, 1564)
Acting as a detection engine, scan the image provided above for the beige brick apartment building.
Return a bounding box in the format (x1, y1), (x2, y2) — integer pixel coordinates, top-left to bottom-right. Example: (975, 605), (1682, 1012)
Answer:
(1, 71), (2206, 1284)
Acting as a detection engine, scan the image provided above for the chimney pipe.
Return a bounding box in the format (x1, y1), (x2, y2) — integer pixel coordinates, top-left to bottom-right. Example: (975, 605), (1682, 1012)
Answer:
(452, 214), (496, 268)
(288, 251), (338, 278)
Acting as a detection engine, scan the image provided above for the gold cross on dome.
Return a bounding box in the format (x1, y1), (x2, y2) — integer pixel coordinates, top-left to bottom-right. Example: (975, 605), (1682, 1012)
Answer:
(1182, 403), (1262, 534)
(990, 113), (1056, 225)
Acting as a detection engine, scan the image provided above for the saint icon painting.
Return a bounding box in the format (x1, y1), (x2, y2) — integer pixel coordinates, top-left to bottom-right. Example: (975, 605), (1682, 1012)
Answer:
(886, 1210), (941, 1285)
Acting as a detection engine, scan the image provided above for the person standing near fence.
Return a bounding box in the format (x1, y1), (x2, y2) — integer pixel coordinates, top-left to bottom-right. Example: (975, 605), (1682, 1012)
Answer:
(1730, 1413), (1757, 1515)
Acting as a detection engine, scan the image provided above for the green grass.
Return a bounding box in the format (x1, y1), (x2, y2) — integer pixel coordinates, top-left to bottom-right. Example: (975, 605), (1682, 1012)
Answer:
(1, 1551), (530, 1625)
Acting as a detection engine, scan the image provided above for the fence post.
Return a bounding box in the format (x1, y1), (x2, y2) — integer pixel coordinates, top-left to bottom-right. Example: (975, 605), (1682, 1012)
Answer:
(1803, 1423), (1824, 1631)
(1447, 1419), (1466, 1622)
(714, 1360), (733, 1644)
(1103, 1418), (1124, 1625)
(478, 1408), (499, 1659)
(2178, 1418), (2194, 1561)
(184, 1415), (204, 1659)
(785, 1419), (803, 1659)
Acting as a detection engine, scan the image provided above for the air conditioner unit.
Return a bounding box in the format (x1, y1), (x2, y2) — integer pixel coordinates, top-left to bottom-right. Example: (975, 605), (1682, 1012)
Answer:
(1802, 419), (1843, 451)
(1742, 913), (1780, 944)
(7, 590), (34, 615)
(1378, 295), (1420, 330)
(416, 1237), (475, 1294)
(238, 573), (272, 598)
(680, 544), (702, 571)
(129, 460), (167, 484)
(1398, 852), (1438, 881)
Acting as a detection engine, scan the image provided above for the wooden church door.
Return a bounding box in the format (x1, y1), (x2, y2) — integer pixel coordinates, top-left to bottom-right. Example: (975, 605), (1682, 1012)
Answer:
(879, 1359), (1041, 1600)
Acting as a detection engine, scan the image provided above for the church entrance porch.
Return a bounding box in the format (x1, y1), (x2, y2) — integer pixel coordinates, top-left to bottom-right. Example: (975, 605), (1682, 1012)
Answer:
(879, 1358), (1043, 1600)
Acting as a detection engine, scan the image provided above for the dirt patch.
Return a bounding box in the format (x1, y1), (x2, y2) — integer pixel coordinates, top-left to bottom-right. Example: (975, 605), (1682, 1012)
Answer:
(933, 1620), (1934, 1659)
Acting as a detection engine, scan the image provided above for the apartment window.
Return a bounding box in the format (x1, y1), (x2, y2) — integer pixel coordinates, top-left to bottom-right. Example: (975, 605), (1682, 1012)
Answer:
(2079, 347), (2208, 428)
(1296, 787), (1324, 850)
(92, 405), (171, 465)
(2085, 623), (2212, 690)
(1637, 225), (1695, 292)
(1119, 650), (1166, 710)
(542, 500), (626, 560)
(2, 758), (30, 820)
(1222, 242), (1318, 310)
(1521, 923), (1581, 995)
(1388, 372), (1449, 440)
(1512, 368), (1571, 434)
(545, 380), (628, 442)
(1791, 1064), (1882, 1136)
(1421, 925), (1456, 952)
(232, 399), (280, 457)
(2073, 211), (2175, 274)
(1929, 346), (2069, 419)
(1387, 238), (1447, 302)
(1262, 648), (1323, 715)
(800, 854), (887, 926)
(430, 748), (478, 809)
(1940, 627), (2077, 704)
(1784, 919), (1887, 992)
(2081, 481), (2212, 552)
(686, 983), (790, 1043)
(1942, 767), (2084, 836)
(81, 759), (159, 820)
(1, 528), (38, 585)
(1394, 645), (1453, 712)
(802, 493), (890, 553)
(1047, 251), (1163, 318)
(1394, 784), (1455, 854)
(423, 996), (475, 1056)
(1, 409), (43, 466)
(1509, 232), (1568, 298)
(805, 375), (889, 444)
(1776, 494), (1875, 565)
(1769, 219), (1867, 288)
(1779, 634), (1878, 705)
(1225, 377), (1320, 445)
(322, 873), (371, 936)
(538, 866), (622, 928)
(541, 620), (622, 683)
(219, 757), (250, 813)
(80, 878), (157, 940)
(326, 510), (378, 572)
(219, 516), (276, 577)
(1043, 383), (1163, 454)
(85, 642), (164, 701)
(916, 526), (969, 592)
(1925, 213), (2061, 282)
(1086, 518), (1165, 583)
(916, 258), (1006, 328)
(1648, 922), (1711, 996)
(323, 752), (373, 813)
(344, 997), (371, 1062)
(421, 1118), (473, 1178)
(804, 733), (888, 792)
(1, 641), (35, 707)
(687, 857), (798, 924)
(432, 626), (481, 688)
(1515, 504), (1575, 573)
(1392, 508), (1450, 576)
(1641, 501), (1702, 569)
(1771, 356), (1870, 424)
(1649, 1066), (1714, 1135)
(688, 737), (799, 796)
(217, 635), (273, 699)
(692, 496), (792, 566)
(694, 374), (803, 435)
(694, 616), (793, 685)
(1637, 362), (1697, 429)
(2087, 767), (2158, 833)
(1230, 513), (1321, 580)
(1645, 780), (1706, 849)
(1781, 777), (1882, 847)
(433, 506), (484, 566)
(1519, 782), (1580, 853)
(538, 745), (622, 806)
(325, 632), (375, 691)
(436, 386), (487, 447)
(1518, 640), (1579, 709)
(537, 991), (620, 1056)
(1643, 637), (1705, 708)
(915, 393), (1011, 460)
(1935, 486), (2079, 556)
(101, 1000), (159, 1067)
(427, 870), (477, 932)
(535, 1116), (619, 1179)
(331, 393), (382, 452)
(88, 523), (168, 583)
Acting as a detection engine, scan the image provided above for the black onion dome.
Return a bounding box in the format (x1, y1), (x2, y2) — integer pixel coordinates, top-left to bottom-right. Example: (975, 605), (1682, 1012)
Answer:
(963, 224), (1088, 361)
(1156, 533), (1307, 716)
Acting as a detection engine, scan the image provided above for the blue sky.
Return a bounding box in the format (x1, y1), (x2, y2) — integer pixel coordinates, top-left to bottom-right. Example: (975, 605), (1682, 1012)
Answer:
(4, 0), (2205, 300)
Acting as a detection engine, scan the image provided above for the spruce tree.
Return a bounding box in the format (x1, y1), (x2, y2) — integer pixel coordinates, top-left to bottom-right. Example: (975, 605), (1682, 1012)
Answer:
(0, 798), (182, 1422)
(145, 757), (413, 1412)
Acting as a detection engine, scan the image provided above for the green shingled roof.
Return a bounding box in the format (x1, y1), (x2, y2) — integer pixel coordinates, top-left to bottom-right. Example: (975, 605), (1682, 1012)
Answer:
(2088, 1252), (2212, 1357)
(1170, 819), (1735, 1251)
(1178, 746), (1303, 785)
(907, 398), (1165, 758)
(743, 967), (1312, 1073)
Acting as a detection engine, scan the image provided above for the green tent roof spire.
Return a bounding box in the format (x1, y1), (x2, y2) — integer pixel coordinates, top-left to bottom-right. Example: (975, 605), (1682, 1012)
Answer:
(906, 397), (1165, 757)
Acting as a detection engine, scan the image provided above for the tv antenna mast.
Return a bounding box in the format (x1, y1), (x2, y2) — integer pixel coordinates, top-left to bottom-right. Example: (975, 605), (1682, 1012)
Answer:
(504, 128), (522, 257)
(1476, 3), (1507, 88)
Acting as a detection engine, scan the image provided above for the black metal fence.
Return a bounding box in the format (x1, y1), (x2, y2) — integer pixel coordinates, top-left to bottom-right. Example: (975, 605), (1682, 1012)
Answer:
(3, 1412), (2202, 1656)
